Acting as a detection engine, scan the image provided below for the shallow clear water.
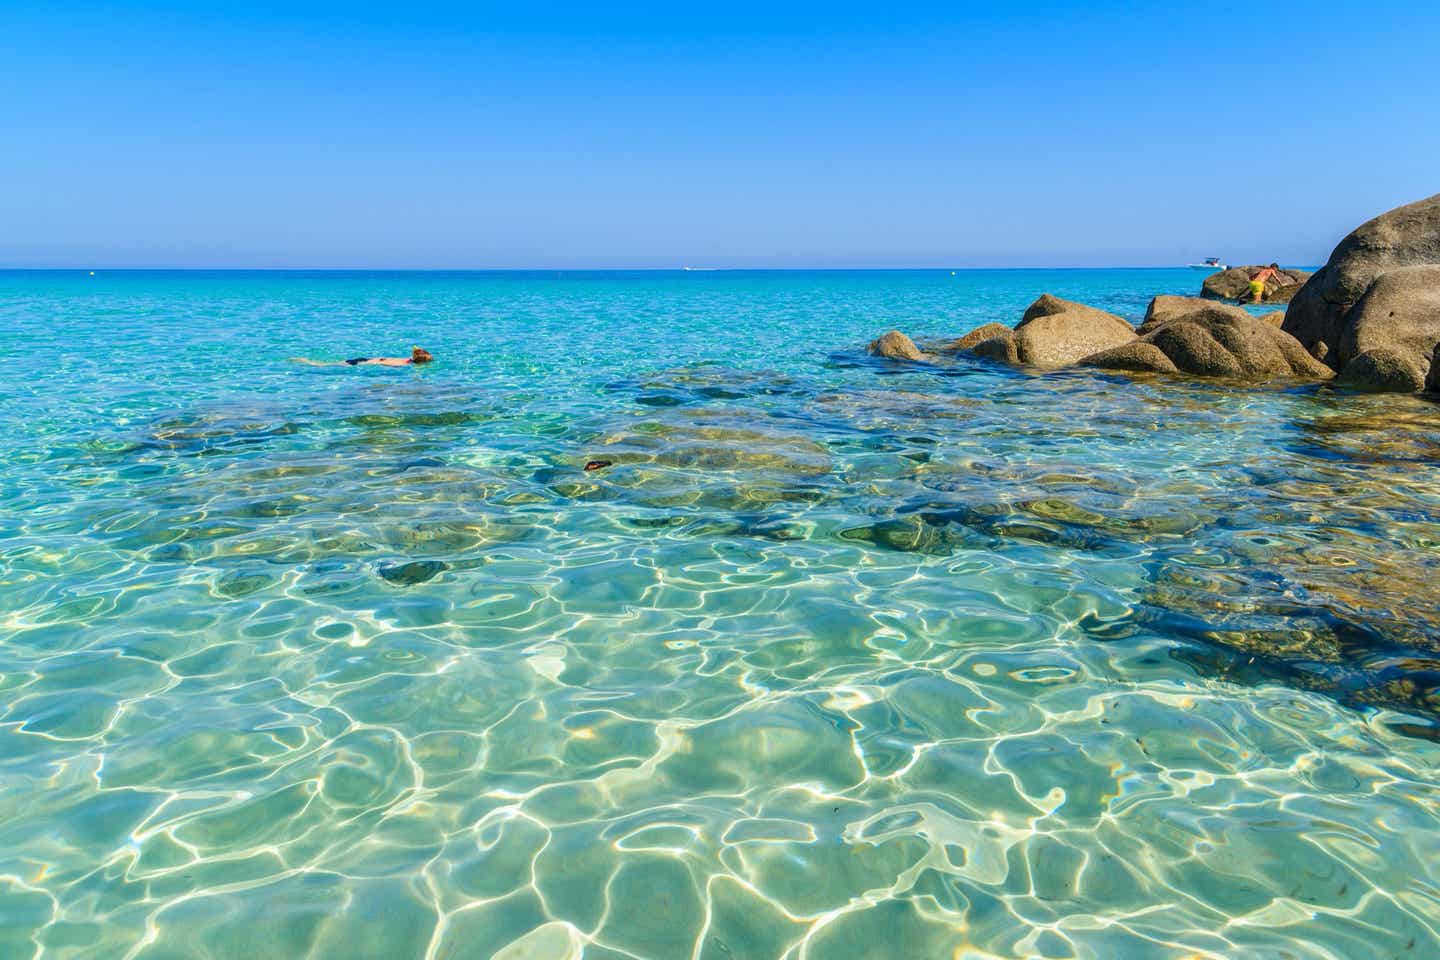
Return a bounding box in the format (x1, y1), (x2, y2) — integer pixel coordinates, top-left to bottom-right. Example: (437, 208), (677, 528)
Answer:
(2, 269), (1439, 959)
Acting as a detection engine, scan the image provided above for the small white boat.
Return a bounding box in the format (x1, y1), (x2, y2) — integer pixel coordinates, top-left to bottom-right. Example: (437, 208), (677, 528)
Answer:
(1188, 257), (1227, 272)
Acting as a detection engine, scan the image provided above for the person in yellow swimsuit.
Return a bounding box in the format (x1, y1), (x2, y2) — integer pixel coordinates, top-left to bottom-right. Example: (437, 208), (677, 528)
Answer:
(1246, 264), (1281, 303)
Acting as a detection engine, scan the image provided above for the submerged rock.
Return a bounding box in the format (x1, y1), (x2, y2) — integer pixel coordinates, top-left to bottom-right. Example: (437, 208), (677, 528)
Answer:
(1201, 266), (1311, 303)
(1012, 294), (1137, 368)
(1083, 297), (1332, 381)
(591, 411), (833, 479)
(378, 560), (449, 585)
(1283, 193), (1440, 390)
(868, 330), (928, 361)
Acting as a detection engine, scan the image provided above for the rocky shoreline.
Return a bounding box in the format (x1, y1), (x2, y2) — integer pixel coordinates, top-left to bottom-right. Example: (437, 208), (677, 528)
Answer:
(871, 194), (1440, 395)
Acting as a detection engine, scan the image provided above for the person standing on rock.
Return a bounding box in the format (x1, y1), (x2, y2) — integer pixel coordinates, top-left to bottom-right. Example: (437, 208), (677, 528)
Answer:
(1246, 264), (1281, 303)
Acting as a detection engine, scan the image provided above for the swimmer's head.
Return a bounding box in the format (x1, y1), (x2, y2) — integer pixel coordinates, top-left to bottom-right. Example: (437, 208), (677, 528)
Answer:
(411, 347), (434, 364)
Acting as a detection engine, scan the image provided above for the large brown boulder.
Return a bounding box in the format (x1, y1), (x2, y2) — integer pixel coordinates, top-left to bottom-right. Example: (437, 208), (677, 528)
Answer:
(868, 330), (928, 362)
(1149, 315), (1329, 379)
(1333, 265), (1440, 392)
(1283, 193), (1440, 382)
(1337, 348), (1429, 393)
(941, 322), (1011, 352)
(1202, 266), (1311, 303)
(1012, 294), (1136, 368)
(1081, 298), (1333, 381)
(1138, 296), (1252, 336)
(1142, 295), (1211, 330)
(1019, 293), (1126, 329)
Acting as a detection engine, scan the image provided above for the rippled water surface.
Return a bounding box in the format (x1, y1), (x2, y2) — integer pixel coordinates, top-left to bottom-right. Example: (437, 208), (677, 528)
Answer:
(3, 269), (1440, 959)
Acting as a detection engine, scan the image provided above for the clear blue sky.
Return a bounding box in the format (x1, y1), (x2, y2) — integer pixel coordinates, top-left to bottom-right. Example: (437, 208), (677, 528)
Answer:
(2, 1), (1437, 269)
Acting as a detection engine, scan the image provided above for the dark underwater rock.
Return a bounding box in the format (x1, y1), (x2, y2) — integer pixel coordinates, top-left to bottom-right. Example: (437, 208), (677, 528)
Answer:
(378, 560), (449, 585)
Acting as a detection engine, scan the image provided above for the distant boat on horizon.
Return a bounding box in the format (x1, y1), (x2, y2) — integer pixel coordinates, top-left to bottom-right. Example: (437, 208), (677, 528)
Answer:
(682, 266), (718, 271)
(1187, 257), (1227, 272)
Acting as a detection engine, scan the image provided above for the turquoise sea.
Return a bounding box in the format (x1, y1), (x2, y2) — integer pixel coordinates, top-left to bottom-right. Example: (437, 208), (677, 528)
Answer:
(2, 268), (1440, 959)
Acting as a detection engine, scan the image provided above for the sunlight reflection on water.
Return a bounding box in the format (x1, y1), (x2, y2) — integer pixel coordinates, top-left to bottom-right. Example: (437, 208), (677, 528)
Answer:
(0, 269), (1438, 958)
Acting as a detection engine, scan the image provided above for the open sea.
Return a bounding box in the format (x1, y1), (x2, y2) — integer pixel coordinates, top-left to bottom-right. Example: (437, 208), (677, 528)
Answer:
(2, 268), (1439, 959)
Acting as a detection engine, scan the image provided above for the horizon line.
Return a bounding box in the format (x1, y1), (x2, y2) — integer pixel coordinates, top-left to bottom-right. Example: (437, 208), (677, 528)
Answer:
(0, 264), (1313, 274)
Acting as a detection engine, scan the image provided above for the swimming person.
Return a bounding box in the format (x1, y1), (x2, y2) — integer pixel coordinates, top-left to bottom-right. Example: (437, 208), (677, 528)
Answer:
(1246, 264), (1281, 303)
(294, 347), (434, 367)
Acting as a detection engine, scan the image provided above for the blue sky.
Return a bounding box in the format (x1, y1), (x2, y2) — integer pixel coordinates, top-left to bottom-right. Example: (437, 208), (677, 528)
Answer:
(2, 1), (1437, 268)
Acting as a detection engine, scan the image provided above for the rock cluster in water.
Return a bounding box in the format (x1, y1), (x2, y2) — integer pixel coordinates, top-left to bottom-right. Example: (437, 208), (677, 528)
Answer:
(885, 292), (1332, 383)
(1084, 297), (1332, 379)
(870, 194), (1440, 394)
